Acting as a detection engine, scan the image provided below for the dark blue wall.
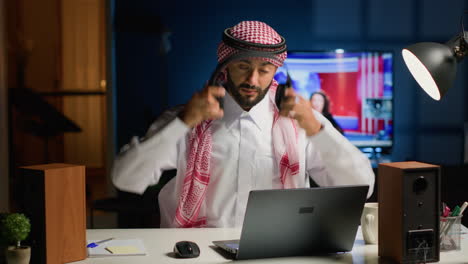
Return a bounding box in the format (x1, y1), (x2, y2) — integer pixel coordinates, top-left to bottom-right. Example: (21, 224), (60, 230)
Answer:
(113, 0), (468, 165)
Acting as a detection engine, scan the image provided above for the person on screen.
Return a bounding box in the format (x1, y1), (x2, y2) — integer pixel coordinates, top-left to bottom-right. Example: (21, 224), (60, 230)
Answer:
(310, 91), (344, 135)
(112, 21), (374, 228)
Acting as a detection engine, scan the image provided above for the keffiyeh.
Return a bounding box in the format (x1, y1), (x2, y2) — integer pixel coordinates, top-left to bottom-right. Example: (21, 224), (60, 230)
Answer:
(217, 21), (287, 67)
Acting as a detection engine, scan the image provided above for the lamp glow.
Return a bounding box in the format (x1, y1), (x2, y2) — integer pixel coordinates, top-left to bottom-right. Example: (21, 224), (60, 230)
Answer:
(402, 49), (441, 100)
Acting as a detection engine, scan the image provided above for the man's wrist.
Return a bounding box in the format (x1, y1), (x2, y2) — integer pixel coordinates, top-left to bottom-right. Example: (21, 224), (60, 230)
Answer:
(305, 123), (323, 136)
(178, 110), (198, 128)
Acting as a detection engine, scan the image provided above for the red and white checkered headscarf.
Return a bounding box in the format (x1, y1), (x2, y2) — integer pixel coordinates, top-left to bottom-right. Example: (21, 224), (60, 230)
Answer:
(217, 21), (287, 67)
(174, 21), (299, 228)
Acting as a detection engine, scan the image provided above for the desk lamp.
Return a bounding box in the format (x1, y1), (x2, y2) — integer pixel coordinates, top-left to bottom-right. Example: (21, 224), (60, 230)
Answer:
(402, 11), (468, 100)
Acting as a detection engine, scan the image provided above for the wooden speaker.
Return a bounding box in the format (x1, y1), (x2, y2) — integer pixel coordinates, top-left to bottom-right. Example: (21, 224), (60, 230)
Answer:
(378, 161), (440, 263)
(19, 163), (86, 264)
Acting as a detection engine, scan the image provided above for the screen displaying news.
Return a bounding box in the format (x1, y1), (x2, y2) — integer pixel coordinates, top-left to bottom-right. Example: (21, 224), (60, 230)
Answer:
(275, 50), (393, 149)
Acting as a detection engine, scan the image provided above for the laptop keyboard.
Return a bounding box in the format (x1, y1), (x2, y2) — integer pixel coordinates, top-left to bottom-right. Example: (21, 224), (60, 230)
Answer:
(226, 243), (239, 250)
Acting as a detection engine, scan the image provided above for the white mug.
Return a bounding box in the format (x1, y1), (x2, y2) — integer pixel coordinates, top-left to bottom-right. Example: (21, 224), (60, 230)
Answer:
(361, 202), (378, 244)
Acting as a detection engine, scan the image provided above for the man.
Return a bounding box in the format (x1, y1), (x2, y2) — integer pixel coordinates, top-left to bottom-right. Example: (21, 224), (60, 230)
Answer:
(112, 21), (374, 228)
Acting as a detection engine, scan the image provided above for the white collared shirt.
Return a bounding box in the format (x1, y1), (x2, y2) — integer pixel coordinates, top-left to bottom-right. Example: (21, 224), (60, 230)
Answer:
(112, 93), (375, 228)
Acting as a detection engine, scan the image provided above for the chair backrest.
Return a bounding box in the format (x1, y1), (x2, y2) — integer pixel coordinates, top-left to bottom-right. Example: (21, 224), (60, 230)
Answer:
(142, 169), (177, 205)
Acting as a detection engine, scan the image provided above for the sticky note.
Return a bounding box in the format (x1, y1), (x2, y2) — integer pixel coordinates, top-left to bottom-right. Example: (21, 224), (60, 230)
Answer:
(105, 246), (142, 254)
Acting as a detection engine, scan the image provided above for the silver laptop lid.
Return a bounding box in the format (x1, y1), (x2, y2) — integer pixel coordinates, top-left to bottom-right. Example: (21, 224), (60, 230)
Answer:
(236, 185), (369, 260)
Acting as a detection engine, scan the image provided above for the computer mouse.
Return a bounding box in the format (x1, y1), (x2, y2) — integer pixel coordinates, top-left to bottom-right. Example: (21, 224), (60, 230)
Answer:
(173, 241), (200, 258)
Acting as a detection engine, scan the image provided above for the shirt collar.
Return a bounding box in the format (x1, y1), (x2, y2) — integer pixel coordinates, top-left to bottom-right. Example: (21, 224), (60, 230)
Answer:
(222, 90), (273, 131)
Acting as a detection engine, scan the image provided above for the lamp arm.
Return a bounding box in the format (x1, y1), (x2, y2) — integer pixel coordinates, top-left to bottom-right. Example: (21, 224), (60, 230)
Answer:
(444, 34), (467, 62)
(446, 10), (467, 62)
(460, 11), (468, 45)
(448, 11), (468, 61)
(461, 11), (467, 41)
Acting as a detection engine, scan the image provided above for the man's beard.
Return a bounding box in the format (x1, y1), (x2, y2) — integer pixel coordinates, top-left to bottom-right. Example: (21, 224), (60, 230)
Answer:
(225, 74), (270, 111)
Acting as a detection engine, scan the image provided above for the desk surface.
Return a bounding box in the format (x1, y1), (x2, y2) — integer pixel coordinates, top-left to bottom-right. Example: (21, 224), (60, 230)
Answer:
(68, 227), (468, 264)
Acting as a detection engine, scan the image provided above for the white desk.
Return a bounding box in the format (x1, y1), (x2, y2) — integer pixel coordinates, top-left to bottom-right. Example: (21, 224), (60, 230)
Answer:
(68, 227), (468, 264)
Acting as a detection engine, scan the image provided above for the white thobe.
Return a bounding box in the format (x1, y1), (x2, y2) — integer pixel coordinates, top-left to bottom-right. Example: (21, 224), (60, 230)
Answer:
(112, 92), (375, 228)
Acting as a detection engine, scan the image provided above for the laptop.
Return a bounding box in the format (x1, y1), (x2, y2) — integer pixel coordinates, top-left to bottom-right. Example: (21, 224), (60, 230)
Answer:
(213, 185), (369, 260)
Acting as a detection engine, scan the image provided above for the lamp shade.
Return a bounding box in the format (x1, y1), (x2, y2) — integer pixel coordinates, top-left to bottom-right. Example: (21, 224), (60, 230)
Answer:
(402, 42), (457, 100)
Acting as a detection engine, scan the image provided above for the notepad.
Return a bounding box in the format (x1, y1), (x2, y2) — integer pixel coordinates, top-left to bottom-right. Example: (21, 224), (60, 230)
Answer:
(106, 246), (141, 254)
(87, 239), (146, 257)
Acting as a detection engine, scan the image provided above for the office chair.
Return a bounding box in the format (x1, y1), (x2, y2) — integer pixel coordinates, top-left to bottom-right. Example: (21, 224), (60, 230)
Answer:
(89, 169), (176, 228)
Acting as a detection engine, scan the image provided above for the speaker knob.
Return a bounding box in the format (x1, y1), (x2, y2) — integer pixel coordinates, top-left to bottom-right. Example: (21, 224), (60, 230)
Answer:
(413, 176), (428, 194)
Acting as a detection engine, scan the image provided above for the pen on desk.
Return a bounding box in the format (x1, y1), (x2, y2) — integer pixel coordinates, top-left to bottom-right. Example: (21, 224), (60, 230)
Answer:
(87, 238), (115, 248)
